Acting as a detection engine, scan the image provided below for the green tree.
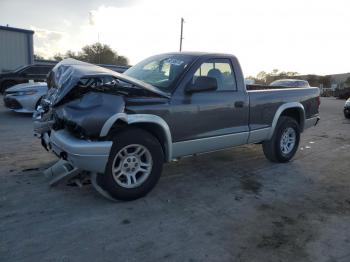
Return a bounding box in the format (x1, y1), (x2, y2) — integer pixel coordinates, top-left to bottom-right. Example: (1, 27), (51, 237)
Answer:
(345, 77), (350, 84)
(319, 75), (332, 88)
(304, 75), (319, 87)
(34, 54), (45, 60)
(53, 53), (64, 61)
(52, 43), (129, 66)
(256, 71), (267, 84)
(255, 69), (300, 84)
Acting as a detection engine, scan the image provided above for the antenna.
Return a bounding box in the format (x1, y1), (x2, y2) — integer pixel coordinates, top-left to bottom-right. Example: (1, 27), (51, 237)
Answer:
(179, 18), (184, 52)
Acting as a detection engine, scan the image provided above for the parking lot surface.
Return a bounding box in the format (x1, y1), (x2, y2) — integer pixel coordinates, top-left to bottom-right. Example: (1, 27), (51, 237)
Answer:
(0, 97), (349, 262)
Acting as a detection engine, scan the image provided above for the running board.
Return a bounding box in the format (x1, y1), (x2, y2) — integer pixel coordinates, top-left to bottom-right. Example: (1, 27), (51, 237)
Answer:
(43, 160), (118, 202)
(43, 159), (81, 186)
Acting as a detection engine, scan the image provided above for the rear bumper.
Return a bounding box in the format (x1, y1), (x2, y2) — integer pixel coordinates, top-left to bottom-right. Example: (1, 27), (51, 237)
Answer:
(304, 116), (320, 129)
(49, 130), (112, 173)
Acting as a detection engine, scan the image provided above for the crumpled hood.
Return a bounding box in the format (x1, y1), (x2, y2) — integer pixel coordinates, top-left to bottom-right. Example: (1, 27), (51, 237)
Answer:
(48, 58), (170, 105)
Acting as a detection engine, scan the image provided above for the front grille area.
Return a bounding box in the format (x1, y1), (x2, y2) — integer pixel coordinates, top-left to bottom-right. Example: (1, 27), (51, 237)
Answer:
(4, 97), (22, 109)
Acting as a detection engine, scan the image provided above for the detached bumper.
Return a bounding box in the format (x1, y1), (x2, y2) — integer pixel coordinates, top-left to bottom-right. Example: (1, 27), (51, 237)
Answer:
(49, 130), (112, 173)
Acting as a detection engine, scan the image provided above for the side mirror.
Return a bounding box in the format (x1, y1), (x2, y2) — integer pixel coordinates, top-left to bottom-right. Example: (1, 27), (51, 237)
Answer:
(185, 76), (218, 94)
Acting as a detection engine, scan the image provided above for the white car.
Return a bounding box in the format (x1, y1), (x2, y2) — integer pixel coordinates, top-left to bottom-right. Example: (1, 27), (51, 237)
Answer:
(344, 98), (350, 119)
(3, 82), (48, 113)
(270, 79), (310, 88)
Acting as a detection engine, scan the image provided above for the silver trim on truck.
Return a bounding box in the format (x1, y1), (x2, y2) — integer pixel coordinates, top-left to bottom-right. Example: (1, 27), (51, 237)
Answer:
(304, 116), (320, 129)
(172, 132), (249, 158)
(268, 102), (305, 139)
(100, 113), (173, 162)
(50, 130), (112, 173)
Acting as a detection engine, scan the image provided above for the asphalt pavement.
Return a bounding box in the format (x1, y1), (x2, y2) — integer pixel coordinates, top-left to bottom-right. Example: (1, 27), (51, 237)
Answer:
(0, 97), (349, 262)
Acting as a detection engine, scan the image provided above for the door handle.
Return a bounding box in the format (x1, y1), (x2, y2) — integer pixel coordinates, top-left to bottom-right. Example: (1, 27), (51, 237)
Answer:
(234, 101), (244, 108)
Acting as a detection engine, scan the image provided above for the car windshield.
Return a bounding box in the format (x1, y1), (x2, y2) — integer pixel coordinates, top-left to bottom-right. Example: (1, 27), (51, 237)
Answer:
(270, 80), (309, 87)
(124, 54), (194, 91)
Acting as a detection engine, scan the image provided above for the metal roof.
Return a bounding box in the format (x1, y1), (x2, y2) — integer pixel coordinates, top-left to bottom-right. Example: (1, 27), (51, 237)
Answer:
(0, 25), (34, 34)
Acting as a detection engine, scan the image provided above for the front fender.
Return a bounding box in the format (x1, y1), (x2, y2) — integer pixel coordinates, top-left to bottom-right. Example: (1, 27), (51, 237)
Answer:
(100, 113), (173, 162)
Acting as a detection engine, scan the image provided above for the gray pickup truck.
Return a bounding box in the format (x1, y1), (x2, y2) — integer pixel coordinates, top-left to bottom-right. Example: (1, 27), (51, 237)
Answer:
(34, 53), (320, 200)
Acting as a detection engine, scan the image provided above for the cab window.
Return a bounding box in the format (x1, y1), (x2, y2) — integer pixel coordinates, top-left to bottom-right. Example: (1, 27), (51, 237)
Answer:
(193, 59), (237, 91)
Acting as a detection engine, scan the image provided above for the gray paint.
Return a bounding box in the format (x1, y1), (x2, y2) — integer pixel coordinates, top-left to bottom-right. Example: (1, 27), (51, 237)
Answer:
(172, 132), (249, 158)
(248, 87), (320, 131)
(100, 113), (173, 162)
(39, 52), (320, 170)
(26, 33), (34, 64)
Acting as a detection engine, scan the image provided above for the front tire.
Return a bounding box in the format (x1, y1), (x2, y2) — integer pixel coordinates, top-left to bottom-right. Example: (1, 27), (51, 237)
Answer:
(98, 128), (164, 201)
(262, 116), (300, 163)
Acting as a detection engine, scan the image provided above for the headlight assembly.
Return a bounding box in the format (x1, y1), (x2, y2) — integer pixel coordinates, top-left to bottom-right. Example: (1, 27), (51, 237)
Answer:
(12, 90), (38, 96)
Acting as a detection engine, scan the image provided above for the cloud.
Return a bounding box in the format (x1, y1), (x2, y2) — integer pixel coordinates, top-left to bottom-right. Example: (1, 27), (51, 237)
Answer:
(63, 19), (72, 27)
(31, 27), (67, 58)
(25, 0), (350, 75)
(88, 11), (96, 26)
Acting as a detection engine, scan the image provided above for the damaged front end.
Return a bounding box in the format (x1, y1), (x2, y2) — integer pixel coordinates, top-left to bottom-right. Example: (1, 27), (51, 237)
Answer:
(34, 58), (169, 143)
(33, 59), (169, 198)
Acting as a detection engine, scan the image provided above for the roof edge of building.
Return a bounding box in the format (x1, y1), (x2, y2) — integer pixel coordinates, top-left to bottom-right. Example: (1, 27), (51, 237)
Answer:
(0, 25), (34, 34)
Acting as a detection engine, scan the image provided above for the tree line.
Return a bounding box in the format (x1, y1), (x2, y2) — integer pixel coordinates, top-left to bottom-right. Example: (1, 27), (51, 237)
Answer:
(247, 69), (332, 88)
(35, 43), (129, 66)
(247, 69), (331, 87)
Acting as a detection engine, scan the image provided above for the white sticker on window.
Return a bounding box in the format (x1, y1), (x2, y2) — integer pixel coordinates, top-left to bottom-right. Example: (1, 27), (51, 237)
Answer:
(164, 58), (184, 66)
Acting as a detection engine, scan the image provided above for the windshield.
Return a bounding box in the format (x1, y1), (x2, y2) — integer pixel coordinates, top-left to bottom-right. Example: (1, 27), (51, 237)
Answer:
(270, 80), (309, 87)
(124, 54), (194, 91)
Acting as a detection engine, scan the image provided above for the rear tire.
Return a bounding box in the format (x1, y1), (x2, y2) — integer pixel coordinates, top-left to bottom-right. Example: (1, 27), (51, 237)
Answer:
(98, 128), (164, 201)
(262, 116), (300, 163)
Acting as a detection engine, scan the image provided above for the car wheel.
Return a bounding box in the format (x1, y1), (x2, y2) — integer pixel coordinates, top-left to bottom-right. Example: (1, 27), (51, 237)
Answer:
(0, 80), (17, 93)
(344, 109), (350, 119)
(97, 127), (164, 201)
(262, 116), (300, 163)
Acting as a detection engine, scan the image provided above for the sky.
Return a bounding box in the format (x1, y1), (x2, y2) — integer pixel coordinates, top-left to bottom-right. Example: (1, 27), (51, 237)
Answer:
(0, 0), (349, 76)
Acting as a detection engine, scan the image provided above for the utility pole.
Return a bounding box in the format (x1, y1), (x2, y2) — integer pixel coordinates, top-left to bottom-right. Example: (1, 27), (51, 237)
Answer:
(98, 32), (101, 64)
(179, 17), (184, 52)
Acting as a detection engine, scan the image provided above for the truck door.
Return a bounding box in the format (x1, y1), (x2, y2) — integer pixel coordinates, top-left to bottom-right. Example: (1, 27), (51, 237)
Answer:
(170, 58), (249, 146)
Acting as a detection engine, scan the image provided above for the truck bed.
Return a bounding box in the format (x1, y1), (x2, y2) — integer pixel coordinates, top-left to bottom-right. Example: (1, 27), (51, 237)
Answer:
(246, 84), (307, 90)
(247, 87), (320, 131)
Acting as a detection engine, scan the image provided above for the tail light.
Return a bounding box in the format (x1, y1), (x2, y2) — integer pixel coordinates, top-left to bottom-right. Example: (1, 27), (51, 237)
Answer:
(317, 96), (321, 108)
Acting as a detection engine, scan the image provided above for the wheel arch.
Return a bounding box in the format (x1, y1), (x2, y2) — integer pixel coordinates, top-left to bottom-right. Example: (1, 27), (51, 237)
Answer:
(268, 102), (305, 139)
(100, 113), (172, 162)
